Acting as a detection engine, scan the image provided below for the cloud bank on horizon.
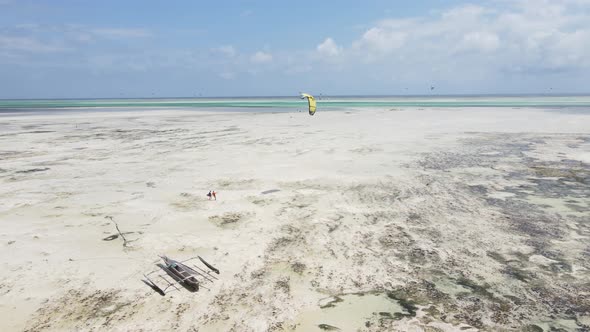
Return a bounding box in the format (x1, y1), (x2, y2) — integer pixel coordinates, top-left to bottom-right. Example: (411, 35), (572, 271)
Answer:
(0, 0), (589, 98)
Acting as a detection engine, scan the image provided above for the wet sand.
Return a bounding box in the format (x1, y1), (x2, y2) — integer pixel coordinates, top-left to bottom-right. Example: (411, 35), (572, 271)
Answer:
(0, 107), (589, 331)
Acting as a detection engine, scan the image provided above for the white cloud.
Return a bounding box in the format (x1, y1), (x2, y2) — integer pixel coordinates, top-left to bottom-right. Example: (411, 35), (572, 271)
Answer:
(316, 38), (341, 57)
(352, 27), (406, 58)
(344, 0), (590, 73)
(440, 4), (489, 21)
(91, 28), (151, 39)
(219, 71), (236, 80)
(285, 64), (312, 75)
(88, 54), (151, 71)
(213, 45), (236, 57)
(0, 25), (152, 58)
(250, 51), (272, 63)
(460, 31), (500, 52)
(14, 23), (40, 30)
(0, 36), (68, 53)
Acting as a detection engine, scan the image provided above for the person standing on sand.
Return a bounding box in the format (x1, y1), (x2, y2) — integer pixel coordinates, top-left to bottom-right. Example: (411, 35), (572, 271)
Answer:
(207, 191), (212, 200)
(212, 191), (217, 200)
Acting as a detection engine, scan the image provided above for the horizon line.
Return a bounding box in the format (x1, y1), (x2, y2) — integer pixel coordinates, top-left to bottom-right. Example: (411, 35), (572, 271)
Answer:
(2, 92), (590, 101)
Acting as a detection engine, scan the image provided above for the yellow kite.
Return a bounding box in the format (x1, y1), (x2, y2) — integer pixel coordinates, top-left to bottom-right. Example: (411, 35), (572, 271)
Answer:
(300, 93), (317, 116)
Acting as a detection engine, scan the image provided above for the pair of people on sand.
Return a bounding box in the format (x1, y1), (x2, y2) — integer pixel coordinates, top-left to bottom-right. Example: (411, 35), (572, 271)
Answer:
(207, 190), (217, 200)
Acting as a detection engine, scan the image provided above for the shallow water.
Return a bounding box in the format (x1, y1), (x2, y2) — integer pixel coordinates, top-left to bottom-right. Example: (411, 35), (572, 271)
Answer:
(290, 293), (405, 331)
(2, 95), (590, 112)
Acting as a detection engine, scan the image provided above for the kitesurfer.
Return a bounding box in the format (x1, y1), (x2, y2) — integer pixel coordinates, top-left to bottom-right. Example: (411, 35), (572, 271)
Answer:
(301, 93), (317, 116)
(207, 191), (212, 200)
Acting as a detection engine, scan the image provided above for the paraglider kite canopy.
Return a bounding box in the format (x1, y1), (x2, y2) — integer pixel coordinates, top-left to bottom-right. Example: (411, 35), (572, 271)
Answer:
(300, 93), (317, 116)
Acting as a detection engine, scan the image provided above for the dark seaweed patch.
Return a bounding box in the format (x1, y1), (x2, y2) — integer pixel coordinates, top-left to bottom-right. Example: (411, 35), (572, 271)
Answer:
(27, 130), (55, 134)
(469, 185), (488, 195)
(261, 189), (280, 194)
(16, 167), (50, 174)
(522, 325), (544, 332)
(208, 212), (246, 227)
(319, 296), (343, 309)
(378, 312), (393, 319)
(548, 261), (572, 274)
(102, 234), (119, 241)
(291, 262), (306, 275)
(488, 198), (565, 240)
(564, 203), (589, 213)
(503, 295), (524, 305)
(487, 251), (508, 264)
(386, 290), (419, 319)
(456, 277), (494, 300)
(502, 266), (536, 283)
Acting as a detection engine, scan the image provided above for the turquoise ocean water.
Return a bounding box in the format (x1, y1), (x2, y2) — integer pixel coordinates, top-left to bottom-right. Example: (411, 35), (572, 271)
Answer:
(1, 95), (590, 113)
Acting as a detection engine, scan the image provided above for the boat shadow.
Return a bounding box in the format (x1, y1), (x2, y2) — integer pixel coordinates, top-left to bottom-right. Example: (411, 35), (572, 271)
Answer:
(141, 279), (166, 296)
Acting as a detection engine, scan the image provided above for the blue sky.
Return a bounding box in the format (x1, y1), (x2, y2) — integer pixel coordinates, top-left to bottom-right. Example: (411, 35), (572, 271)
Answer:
(1, 0), (589, 98)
